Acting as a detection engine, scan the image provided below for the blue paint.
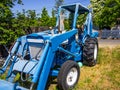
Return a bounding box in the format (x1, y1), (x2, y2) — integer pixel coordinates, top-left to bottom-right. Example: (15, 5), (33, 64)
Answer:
(0, 3), (98, 90)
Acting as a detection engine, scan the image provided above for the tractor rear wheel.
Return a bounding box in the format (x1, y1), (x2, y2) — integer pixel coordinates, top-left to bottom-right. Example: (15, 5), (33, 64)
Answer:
(57, 60), (80, 90)
(83, 37), (98, 66)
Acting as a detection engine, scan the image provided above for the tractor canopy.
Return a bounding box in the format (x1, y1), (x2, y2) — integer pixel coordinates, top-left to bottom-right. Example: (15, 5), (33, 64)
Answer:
(56, 3), (90, 30)
(61, 3), (89, 14)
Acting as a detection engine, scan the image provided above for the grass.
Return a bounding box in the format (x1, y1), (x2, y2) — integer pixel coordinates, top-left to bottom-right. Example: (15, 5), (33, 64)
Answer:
(49, 46), (120, 90)
(0, 46), (120, 90)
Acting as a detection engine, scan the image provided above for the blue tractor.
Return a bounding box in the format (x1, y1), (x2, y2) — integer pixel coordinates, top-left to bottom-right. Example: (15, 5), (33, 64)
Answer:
(0, 3), (98, 90)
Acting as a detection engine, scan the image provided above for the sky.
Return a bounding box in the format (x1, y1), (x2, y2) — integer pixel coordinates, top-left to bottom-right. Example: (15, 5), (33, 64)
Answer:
(12, 0), (90, 16)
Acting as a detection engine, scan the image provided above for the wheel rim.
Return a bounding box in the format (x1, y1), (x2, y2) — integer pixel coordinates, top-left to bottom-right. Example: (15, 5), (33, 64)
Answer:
(66, 67), (78, 86)
(94, 44), (97, 60)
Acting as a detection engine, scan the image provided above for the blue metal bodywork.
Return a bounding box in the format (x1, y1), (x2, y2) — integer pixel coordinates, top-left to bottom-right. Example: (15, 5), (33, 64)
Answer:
(0, 3), (98, 90)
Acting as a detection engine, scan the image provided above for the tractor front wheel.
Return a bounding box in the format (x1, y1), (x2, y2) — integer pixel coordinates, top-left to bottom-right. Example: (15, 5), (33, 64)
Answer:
(57, 60), (80, 90)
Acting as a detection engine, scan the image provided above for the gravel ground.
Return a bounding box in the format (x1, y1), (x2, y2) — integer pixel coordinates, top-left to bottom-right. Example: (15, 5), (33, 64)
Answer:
(98, 39), (120, 48)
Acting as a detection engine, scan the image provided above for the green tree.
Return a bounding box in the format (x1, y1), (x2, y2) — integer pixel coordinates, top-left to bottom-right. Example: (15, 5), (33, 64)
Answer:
(50, 9), (56, 27)
(40, 7), (50, 27)
(91, 0), (120, 29)
(0, 0), (23, 45)
(68, 13), (74, 29)
(26, 10), (39, 27)
(15, 9), (40, 34)
(0, 0), (39, 45)
(77, 13), (87, 26)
